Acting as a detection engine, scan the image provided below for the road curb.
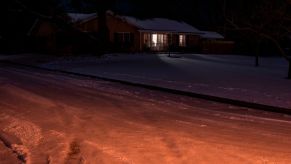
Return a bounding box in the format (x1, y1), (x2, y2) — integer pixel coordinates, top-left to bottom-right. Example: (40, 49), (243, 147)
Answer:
(2, 60), (291, 115)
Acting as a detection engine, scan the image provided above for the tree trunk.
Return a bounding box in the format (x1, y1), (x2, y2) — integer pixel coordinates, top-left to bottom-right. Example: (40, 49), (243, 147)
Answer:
(97, 9), (110, 55)
(288, 60), (291, 79)
(255, 39), (260, 67)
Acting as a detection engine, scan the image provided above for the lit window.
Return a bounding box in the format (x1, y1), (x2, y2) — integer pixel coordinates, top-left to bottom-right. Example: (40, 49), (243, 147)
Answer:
(145, 33), (168, 50)
(179, 34), (186, 47)
(151, 34), (168, 47)
(152, 34), (158, 46)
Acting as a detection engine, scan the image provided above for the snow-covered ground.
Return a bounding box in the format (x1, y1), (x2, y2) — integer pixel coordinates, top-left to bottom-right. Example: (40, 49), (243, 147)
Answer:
(1, 65), (291, 163)
(39, 53), (291, 109)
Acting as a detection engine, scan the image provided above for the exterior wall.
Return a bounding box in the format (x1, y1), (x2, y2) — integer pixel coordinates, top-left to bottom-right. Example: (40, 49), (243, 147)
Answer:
(75, 18), (99, 33)
(201, 40), (235, 54)
(31, 20), (94, 54)
(171, 34), (179, 47)
(106, 15), (141, 52)
(33, 21), (58, 37)
(187, 35), (200, 47)
(30, 20), (59, 52)
(83, 15), (142, 52)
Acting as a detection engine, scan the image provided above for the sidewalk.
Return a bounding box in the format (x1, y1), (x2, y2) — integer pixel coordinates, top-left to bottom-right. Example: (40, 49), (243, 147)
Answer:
(2, 53), (291, 110)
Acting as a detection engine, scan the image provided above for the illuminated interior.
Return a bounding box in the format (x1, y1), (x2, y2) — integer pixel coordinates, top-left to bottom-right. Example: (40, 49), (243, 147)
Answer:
(143, 33), (169, 50)
(179, 34), (186, 47)
(152, 34), (158, 46)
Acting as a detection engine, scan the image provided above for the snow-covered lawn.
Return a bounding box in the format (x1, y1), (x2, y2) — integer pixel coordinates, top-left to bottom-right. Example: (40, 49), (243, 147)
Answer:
(10, 53), (291, 109)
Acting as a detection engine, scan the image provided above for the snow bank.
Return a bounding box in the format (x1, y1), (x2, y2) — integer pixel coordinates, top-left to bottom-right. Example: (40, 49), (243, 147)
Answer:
(41, 53), (291, 109)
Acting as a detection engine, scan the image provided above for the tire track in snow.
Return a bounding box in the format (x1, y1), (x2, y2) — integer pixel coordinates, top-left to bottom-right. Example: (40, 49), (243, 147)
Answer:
(84, 140), (134, 164)
(65, 140), (84, 164)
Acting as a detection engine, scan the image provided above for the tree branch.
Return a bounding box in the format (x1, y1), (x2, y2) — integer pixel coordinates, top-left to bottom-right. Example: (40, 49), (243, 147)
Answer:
(226, 18), (290, 61)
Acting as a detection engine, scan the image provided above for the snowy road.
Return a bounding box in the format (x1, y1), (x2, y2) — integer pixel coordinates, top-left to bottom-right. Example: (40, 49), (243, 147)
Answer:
(0, 64), (291, 164)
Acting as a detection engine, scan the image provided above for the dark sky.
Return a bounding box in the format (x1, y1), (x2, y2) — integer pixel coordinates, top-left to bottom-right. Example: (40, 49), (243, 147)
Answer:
(60, 0), (224, 28)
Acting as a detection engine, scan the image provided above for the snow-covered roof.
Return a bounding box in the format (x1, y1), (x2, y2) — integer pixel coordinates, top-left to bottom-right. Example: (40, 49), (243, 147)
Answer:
(65, 12), (222, 37)
(200, 31), (224, 39)
(67, 13), (97, 23)
(120, 16), (201, 33)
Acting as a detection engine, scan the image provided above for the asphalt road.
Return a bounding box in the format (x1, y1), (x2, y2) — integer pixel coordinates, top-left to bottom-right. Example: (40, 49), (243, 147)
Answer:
(0, 64), (291, 164)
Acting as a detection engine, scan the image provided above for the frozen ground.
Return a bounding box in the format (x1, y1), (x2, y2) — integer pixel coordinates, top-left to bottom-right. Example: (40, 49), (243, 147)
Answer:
(0, 64), (291, 164)
(38, 53), (291, 109)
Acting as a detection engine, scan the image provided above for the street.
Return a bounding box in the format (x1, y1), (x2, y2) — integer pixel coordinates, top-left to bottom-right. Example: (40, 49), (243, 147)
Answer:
(0, 64), (291, 164)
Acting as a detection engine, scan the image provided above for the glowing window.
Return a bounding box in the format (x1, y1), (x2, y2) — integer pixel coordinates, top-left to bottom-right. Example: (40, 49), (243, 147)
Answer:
(179, 34), (186, 47)
(152, 34), (158, 46)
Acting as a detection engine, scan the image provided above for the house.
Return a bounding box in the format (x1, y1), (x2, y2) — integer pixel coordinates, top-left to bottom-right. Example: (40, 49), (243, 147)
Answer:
(29, 11), (233, 54)
(71, 12), (204, 52)
(110, 16), (203, 52)
(28, 14), (99, 54)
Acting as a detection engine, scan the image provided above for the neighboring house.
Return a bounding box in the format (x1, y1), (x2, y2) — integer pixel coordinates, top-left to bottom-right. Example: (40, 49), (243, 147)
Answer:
(28, 18), (60, 52)
(28, 14), (98, 54)
(67, 13), (98, 33)
(199, 31), (234, 54)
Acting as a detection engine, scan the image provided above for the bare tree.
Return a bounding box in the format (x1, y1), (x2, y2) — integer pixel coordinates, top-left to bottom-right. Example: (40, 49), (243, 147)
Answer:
(223, 0), (291, 78)
(70, 0), (117, 53)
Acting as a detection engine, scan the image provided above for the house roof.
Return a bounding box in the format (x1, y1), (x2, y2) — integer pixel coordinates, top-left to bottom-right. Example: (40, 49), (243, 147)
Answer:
(120, 16), (202, 33)
(65, 12), (225, 37)
(199, 31), (224, 39)
(67, 13), (97, 23)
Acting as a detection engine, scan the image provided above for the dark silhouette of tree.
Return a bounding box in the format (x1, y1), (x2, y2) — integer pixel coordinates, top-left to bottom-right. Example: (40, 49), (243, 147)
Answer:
(222, 0), (291, 78)
(0, 0), (63, 52)
(70, 0), (117, 54)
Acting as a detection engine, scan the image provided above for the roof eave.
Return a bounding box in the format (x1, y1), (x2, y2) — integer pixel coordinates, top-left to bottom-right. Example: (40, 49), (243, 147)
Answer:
(138, 29), (202, 34)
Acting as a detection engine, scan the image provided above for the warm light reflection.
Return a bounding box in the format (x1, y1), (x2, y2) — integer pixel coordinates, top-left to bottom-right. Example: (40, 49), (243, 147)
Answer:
(179, 34), (186, 47)
(152, 33), (158, 47)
